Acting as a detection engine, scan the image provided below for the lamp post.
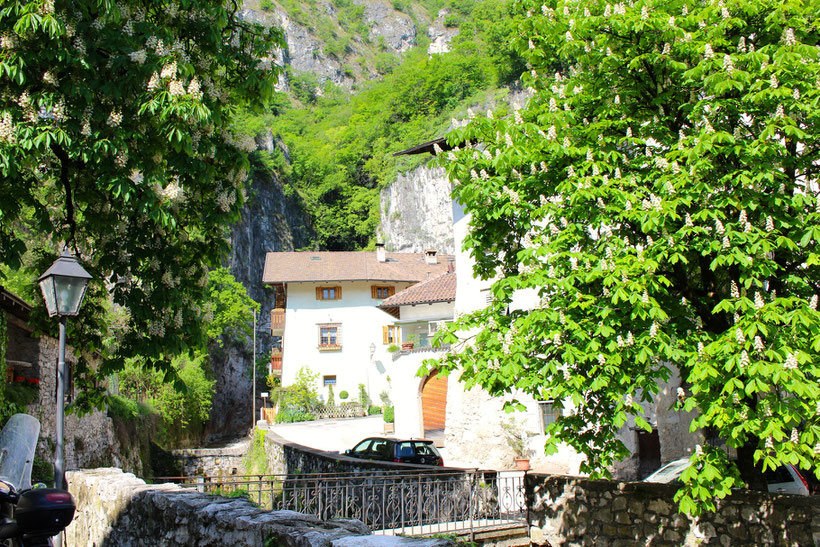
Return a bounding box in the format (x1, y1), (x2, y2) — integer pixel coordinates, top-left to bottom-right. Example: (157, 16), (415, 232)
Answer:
(368, 342), (376, 403)
(38, 249), (92, 491)
(251, 307), (257, 433)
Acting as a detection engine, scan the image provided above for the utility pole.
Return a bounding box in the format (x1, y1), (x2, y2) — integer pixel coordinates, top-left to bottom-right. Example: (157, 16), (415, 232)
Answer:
(252, 307), (257, 432)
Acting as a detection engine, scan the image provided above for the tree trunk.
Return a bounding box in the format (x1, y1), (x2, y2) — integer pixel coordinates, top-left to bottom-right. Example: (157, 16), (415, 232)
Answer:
(736, 440), (767, 491)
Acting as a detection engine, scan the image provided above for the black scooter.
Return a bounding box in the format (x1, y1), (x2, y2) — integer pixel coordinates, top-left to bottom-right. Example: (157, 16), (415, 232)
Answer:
(0, 414), (75, 546)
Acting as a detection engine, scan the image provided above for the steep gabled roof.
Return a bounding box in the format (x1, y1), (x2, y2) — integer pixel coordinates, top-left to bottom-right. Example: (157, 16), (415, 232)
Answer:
(378, 271), (456, 307)
(262, 251), (453, 284)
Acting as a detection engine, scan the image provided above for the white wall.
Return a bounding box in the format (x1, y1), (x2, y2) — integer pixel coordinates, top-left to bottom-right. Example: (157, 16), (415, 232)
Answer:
(282, 280), (413, 402)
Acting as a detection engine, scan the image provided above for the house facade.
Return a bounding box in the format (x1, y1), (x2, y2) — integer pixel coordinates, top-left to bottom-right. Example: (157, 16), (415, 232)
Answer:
(262, 246), (453, 403)
(377, 271), (455, 441)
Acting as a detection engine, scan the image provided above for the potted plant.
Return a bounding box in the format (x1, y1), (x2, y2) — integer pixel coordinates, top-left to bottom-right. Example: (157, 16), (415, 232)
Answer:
(383, 405), (395, 434)
(502, 419), (530, 471)
(401, 334), (418, 351)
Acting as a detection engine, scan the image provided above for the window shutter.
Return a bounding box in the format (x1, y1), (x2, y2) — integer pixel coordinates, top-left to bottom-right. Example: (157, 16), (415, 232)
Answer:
(382, 326), (389, 344)
(372, 286), (378, 299)
(337, 324), (342, 345)
(397, 326), (402, 343)
(336, 286), (342, 299)
(316, 287), (323, 300)
(388, 286), (395, 297)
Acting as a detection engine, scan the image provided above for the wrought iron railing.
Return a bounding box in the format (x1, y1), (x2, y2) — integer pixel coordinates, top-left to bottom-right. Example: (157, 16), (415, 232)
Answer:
(151, 469), (526, 536)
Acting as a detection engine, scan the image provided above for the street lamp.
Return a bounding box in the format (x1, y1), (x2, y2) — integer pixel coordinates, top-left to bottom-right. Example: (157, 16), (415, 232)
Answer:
(38, 249), (92, 491)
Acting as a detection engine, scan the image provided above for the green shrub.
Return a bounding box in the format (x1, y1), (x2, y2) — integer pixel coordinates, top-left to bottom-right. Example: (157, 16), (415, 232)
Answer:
(244, 429), (270, 474)
(383, 406), (394, 423)
(339, 390), (349, 400)
(260, 0), (275, 10)
(4, 383), (38, 407)
(31, 457), (54, 486)
(368, 405), (381, 415)
(275, 408), (316, 423)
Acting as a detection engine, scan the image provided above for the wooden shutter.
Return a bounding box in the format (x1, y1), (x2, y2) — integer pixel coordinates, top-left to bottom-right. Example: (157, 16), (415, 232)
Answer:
(372, 286), (378, 298)
(388, 286), (395, 297)
(336, 286), (342, 299)
(316, 287), (323, 300)
(382, 326), (389, 344)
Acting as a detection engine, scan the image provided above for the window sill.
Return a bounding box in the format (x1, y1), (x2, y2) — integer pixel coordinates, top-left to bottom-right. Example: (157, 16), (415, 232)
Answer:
(318, 345), (342, 352)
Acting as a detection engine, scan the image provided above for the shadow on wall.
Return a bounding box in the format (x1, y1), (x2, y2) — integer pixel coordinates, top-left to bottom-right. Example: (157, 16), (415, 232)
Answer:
(526, 474), (819, 546)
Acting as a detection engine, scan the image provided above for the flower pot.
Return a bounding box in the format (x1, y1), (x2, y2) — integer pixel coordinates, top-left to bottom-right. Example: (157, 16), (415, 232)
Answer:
(383, 422), (395, 434)
(514, 458), (530, 471)
(401, 342), (414, 350)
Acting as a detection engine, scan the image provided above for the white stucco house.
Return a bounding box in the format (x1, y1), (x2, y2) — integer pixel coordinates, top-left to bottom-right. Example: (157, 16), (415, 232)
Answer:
(261, 246), (453, 404)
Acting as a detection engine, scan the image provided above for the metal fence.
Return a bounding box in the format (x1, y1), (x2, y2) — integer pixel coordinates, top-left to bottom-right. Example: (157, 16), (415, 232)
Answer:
(152, 469), (526, 537)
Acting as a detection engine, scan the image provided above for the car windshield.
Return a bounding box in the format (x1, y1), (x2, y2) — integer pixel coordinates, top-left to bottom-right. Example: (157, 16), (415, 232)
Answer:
(644, 459), (691, 483)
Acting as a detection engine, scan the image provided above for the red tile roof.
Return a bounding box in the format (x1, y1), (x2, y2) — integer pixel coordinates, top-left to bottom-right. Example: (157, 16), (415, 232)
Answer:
(378, 272), (456, 307)
(262, 251), (454, 284)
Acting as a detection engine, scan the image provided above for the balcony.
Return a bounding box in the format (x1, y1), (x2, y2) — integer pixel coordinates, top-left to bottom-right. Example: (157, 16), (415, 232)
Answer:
(270, 353), (282, 376)
(270, 308), (285, 334)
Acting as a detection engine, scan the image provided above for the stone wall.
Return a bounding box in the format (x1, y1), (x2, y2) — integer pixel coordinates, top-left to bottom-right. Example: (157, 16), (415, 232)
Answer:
(5, 313), (148, 477)
(171, 438), (250, 477)
(527, 474), (820, 546)
(65, 468), (452, 546)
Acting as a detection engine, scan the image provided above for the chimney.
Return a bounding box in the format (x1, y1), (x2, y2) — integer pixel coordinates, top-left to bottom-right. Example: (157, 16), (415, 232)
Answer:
(376, 243), (386, 263)
(425, 249), (438, 265)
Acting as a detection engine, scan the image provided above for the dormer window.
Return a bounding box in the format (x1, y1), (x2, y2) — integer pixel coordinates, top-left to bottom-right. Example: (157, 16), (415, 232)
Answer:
(316, 286), (342, 300)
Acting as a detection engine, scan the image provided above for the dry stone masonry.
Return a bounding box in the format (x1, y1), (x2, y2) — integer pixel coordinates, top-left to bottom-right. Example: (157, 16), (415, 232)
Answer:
(65, 468), (453, 547)
(527, 474), (820, 546)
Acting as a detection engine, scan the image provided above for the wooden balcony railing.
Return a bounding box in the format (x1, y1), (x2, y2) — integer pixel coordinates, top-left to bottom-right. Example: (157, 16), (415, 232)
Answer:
(270, 353), (282, 375)
(270, 308), (285, 332)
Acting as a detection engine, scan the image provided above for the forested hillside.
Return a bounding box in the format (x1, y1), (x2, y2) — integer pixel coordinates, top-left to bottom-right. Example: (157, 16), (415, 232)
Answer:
(239, 0), (524, 250)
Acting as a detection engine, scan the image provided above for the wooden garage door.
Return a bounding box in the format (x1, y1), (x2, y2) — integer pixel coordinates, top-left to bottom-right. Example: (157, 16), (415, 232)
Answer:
(421, 371), (448, 433)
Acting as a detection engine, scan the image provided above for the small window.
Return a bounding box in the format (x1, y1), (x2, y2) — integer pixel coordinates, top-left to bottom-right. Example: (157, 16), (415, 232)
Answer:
(316, 286), (342, 300)
(539, 401), (561, 430)
(323, 375), (337, 386)
(382, 325), (399, 345)
(318, 323), (341, 349)
(428, 321), (448, 336)
(372, 285), (395, 299)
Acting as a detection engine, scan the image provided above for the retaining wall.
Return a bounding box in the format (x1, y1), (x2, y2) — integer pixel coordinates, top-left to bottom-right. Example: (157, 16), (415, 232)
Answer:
(65, 468), (453, 546)
(527, 473), (820, 546)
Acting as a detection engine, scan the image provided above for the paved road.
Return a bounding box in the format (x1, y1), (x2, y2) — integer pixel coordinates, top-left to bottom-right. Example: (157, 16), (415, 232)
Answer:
(260, 415), (386, 452)
(260, 415), (474, 467)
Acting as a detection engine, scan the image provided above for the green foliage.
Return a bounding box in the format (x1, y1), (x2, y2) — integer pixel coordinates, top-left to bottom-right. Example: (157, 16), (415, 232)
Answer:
(260, 0), (276, 11)
(244, 428), (270, 475)
(0, 0), (284, 411)
(368, 404), (382, 415)
(106, 393), (152, 422)
(244, 5), (521, 251)
(274, 407), (315, 423)
(338, 390), (349, 400)
(31, 456), (54, 486)
(432, 0), (820, 515)
(383, 405), (394, 423)
(204, 267), (260, 346)
(278, 365), (320, 416)
(326, 384), (335, 406)
(357, 383), (370, 407)
(118, 351), (215, 445)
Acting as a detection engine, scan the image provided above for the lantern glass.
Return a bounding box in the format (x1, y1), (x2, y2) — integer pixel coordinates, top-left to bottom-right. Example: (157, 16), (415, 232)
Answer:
(38, 250), (92, 317)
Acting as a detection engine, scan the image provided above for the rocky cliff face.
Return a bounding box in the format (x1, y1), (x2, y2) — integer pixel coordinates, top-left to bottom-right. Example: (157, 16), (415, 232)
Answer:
(207, 134), (310, 442)
(240, 0), (423, 90)
(378, 164), (454, 254)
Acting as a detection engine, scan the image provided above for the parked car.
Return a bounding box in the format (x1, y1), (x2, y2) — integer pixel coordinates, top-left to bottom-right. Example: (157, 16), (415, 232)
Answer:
(644, 458), (811, 496)
(344, 437), (444, 466)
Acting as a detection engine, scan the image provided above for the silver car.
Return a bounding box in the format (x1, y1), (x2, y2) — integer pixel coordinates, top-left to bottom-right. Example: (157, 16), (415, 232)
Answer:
(643, 458), (811, 496)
